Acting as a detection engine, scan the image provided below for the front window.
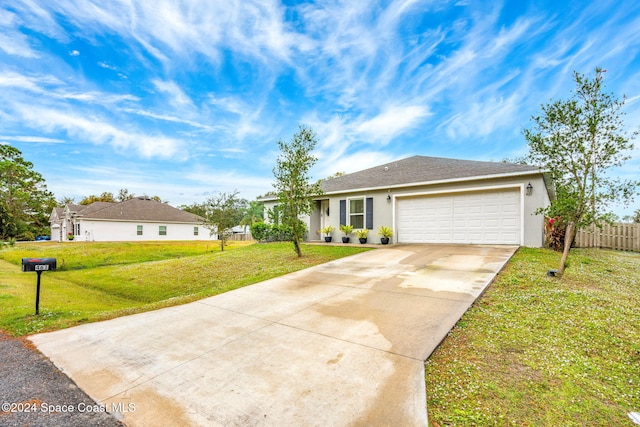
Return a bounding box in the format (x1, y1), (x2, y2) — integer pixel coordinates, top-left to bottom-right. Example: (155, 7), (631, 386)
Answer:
(159, 226), (167, 236)
(137, 225), (143, 236)
(349, 198), (364, 228)
(194, 226), (199, 236)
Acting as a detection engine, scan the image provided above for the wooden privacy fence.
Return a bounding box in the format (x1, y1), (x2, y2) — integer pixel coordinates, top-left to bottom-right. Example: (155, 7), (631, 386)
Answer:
(574, 223), (640, 252)
(227, 233), (254, 242)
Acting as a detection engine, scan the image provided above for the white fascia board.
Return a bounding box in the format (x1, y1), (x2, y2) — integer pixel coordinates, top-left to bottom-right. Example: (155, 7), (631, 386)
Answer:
(260, 169), (549, 201)
(76, 218), (201, 225)
(321, 169), (547, 197)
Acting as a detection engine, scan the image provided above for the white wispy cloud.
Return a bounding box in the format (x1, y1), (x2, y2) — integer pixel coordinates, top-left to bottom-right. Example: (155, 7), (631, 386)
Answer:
(438, 95), (520, 140)
(0, 9), (43, 58)
(97, 61), (116, 70)
(19, 0), (303, 67)
(355, 105), (431, 143)
(0, 71), (137, 105)
(152, 79), (194, 109)
(0, 135), (66, 143)
(0, 71), (48, 91)
(122, 108), (218, 131)
(13, 104), (185, 160)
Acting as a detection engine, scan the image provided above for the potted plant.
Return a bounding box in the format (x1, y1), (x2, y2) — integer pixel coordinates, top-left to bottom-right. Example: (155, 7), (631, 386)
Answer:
(67, 232), (74, 241)
(377, 226), (393, 244)
(320, 225), (335, 242)
(339, 224), (353, 243)
(354, 229), (369, 244)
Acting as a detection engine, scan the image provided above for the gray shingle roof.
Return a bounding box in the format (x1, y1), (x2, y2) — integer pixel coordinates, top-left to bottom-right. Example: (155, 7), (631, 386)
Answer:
(319, 155), (541, 193)
(69, 202), (115, 215)
(75, 197), (203, 223)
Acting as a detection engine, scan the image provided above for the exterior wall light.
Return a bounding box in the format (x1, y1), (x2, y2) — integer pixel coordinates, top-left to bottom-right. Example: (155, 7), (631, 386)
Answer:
(526, 182), (533, 196)
(387, 194), (391, 202)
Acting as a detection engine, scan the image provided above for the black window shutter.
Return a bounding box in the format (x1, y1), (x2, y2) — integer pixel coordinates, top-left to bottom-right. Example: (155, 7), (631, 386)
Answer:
(366, 197), (373, 229)
(339, 200), (346, 226)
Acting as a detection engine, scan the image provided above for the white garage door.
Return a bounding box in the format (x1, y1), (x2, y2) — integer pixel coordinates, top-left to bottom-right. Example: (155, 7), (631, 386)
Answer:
(396, 189), (521, 244)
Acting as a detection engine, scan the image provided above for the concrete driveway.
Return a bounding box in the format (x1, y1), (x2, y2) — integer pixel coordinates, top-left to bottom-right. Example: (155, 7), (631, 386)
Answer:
(30, 244), (517, 426)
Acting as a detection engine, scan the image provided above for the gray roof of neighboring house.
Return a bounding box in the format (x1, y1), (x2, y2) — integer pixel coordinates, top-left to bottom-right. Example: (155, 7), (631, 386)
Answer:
(50, 207), (64, 220)
(319, 155), (542, 193)
(70, 197), (203, 223)
(68, 202), (114, 215)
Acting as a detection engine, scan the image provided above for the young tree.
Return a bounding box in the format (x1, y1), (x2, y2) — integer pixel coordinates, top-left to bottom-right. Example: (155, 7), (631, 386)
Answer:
(524, 68), (637, 275)
(272, 125), (323, 257)
(240, 200), (264, 231)
(0, 144), (56, 240)
(202, 191), (247, 251)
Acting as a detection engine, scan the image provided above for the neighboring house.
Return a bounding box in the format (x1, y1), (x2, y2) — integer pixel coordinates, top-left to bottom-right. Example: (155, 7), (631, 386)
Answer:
(262, 155), (553, 247)
(49, 197), (216, 242)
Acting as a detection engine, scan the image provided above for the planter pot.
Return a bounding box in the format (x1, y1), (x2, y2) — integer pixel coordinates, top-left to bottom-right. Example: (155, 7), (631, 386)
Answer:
(324, 236), (332, 242)
(359, 238), (367, 244)
(342, 237), (350, 243)
(380, 237), (390, 245)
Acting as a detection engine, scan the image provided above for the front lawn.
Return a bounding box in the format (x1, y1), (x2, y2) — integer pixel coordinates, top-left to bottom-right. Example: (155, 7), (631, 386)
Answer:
(0, 241), (370, 336)
(425, 248), (640, 426)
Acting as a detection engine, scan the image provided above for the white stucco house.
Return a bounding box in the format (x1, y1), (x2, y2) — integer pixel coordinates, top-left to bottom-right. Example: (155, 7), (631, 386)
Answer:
(262, 155), (554, 247)
(49, 197), (217, 242)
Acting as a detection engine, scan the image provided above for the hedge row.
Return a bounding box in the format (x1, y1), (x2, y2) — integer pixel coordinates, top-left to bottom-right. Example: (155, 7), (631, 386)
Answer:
(250, 222), (296, 242)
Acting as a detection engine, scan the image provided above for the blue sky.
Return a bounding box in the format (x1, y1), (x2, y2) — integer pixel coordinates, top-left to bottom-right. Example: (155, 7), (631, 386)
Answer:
(1, 0), (639, 215)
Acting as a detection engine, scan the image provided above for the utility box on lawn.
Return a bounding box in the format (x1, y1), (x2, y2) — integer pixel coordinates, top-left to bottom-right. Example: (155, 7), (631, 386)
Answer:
(22, 258), (57, 272)
(21, 258), (57, 315)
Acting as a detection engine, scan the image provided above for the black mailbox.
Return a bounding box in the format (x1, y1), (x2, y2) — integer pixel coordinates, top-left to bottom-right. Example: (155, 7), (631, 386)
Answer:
(22, 258), (57, 272)
(21, 258), (56, 315)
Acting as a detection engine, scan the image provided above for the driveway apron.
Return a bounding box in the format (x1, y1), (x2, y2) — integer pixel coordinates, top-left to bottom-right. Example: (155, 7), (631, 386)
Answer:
(30, 244), (517, 426)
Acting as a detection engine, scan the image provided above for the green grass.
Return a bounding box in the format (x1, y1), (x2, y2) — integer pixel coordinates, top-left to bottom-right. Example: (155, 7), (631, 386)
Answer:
(0, 241), (371, 336)
(0, 240), (224, 270)
(424, 248), (640, 427)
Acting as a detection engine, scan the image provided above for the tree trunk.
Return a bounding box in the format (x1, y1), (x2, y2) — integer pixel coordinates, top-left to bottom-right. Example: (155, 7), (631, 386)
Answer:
(557, 221), (576, 275)
(293, 238), (302, 257)
(292, 223), (302, 257)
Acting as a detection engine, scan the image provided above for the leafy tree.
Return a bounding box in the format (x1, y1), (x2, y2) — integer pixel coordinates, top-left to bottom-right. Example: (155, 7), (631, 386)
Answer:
(79, 190), (165, 205)
(524, 68), (637, 275)
(117, 188), (135, 201)
(202, 191), (247, 251)
(0, 144), (56, 240)
(317, 171), (345, 184)
(272, 125), (322, 257)
(179, 202), (206, 218)
(623, 208), (640, 223)
(58, 196), (76, 205)
(80, 192), (116, 205)
(240, 200), (264, 231)
(267, 205), (281, 225)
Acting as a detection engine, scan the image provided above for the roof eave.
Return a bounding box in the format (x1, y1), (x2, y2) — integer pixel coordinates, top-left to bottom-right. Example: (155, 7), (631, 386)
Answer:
(320, 169), (548, 197)
(259, 169), (549, 202)
(74, 218), (202, 224)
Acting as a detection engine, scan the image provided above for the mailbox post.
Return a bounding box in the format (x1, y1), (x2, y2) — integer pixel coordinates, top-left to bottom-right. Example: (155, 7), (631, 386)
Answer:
(21, 258), (57, 315)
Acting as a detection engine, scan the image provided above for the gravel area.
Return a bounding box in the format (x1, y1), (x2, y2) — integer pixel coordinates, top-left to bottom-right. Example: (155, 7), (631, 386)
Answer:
(0, 331), (123, 427)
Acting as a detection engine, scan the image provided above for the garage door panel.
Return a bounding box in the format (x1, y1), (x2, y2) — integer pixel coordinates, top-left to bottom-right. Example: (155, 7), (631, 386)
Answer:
(467, 218), (483, 227)
(483, 218), (500, 227)
(397, 189), (520, 245)
(501, 218), (517, 227)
